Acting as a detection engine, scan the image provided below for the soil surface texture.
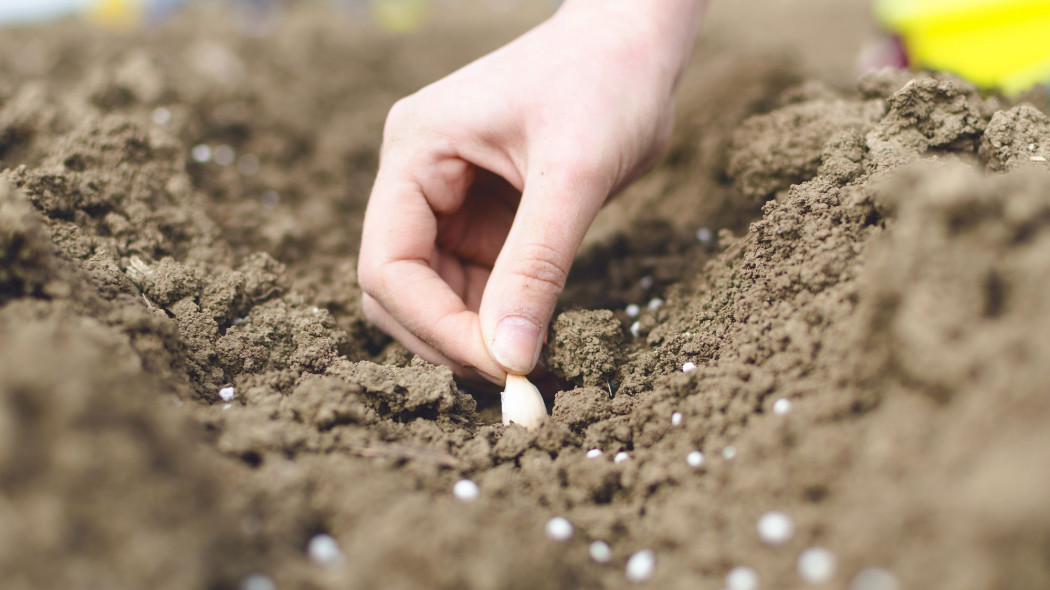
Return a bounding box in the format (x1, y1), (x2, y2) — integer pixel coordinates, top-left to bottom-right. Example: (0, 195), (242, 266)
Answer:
(1, 2), (1049, 590)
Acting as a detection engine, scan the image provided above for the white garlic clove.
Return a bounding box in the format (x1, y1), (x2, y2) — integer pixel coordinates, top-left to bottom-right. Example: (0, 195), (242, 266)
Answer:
(502, 374), (547, 431)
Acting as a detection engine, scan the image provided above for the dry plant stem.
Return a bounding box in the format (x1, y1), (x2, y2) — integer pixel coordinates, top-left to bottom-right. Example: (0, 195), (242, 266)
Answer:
(501, 374), (548, 431)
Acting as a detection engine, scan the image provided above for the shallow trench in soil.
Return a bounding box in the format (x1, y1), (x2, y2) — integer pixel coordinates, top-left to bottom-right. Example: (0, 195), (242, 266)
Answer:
(1, 3), (1050, 590)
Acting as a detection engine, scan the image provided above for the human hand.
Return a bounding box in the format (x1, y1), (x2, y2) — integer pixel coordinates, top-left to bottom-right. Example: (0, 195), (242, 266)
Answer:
(358, 0), (706, 384)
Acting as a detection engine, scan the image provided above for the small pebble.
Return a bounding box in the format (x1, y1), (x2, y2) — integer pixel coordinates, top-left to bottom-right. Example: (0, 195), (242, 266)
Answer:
(545, 517), (573, 541)
(1031, 155), (1047, 162)
(625, 549), (656, 583)
(452, 479), (479, 502)
(772, 398), (792, 415)
(671, 411), (683, 426)
(151, 107), (172, 125)
(589, 540), (612, 563)
(687, 450), (704, 468)
(629, 321), (642, 338)
(723, 446), (737, 460)
(850, 568), (899, 590)
(218, 386), (235, 401)
(682, 362), (697, 372)
(223, 403), (232, 411)
(307, 533), (344, 566)
(240, 574), (277, 590)
(191, 143), (212, 163)
(726, 566), (760, 590)
(797, 547), (836, 584)
(696, 227), (713, 244)
(625, 303), (641, 318)
(260, 189), (280, 209)
(757, 511), (794, 545)
(1028, 143), (1037, 151)
(647, 298), (664, 311)
(586, 449), (603, 459)
(639, 275), (654, 289)
(237, 153), (261, 175)
(215, 144), (236, 166)
(614, 451), (630, 464)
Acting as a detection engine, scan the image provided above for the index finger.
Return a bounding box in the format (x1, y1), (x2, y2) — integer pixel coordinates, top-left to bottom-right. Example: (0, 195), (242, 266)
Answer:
(358, 156), (508, 383)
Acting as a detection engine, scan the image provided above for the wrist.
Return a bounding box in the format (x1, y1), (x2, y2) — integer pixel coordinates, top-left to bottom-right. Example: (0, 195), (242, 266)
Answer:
(555, 0), (708, 89)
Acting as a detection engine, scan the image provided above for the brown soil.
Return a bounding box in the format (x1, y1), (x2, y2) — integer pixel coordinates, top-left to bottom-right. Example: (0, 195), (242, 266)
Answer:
(2, 2), (1050, 590)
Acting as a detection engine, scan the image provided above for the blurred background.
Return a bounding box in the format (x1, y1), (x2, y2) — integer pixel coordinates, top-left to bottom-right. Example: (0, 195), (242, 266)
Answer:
(2, 0), (1048, 96)
(0, 0), (557, 33)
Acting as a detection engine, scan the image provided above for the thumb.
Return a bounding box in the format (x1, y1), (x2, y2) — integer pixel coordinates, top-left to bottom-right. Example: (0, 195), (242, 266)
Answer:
(479, 164), (609, 375)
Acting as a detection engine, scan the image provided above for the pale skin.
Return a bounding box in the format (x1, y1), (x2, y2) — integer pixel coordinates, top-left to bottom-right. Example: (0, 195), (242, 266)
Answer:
(358, 0), (709, 385)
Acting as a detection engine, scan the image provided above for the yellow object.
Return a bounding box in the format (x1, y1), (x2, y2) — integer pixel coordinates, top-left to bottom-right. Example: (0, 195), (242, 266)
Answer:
(87, 0), (144, 30)
(876, 0), (1050, 95)
(371, 0), (428, 34)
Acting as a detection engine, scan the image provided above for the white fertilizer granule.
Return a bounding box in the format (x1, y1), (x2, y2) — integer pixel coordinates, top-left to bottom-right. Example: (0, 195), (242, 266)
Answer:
(625, 549), (655, 583)
(452, 479), (479, 502)
(797, 547), (836, 583)
(307, 534), (344, 566)
(726, 565), (759, 590)
(589, 540), (612, 563)
(687, 451), (704, 468)
(772, 398), (792, 415)
(757, 511), (794, 545)
(545, 517), (573, 541)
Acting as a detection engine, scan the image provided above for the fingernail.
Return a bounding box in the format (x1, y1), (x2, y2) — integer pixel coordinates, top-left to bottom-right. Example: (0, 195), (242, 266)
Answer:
(491, 315), (543, 374)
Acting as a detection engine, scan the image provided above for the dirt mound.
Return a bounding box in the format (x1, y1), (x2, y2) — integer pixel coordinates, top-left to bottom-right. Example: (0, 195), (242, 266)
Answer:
(1, 5), (1049, 590)
(0, 182), (243, 590)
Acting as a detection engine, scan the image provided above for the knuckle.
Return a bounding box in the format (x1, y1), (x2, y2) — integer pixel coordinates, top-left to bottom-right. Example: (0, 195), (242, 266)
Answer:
(549, 151), (611, 191)
(383, 96), (420, 139)
(556, 147), (604, 178)
(509, 242), (570, 296)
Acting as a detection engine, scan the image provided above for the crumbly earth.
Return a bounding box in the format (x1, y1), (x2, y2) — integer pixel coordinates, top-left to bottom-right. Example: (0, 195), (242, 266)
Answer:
(545, 309), (623, 389)
(1, 3), (1049, 590)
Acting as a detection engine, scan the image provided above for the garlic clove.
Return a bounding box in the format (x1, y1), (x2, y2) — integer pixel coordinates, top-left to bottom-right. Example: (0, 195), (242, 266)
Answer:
(501, 374), (547, 431)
